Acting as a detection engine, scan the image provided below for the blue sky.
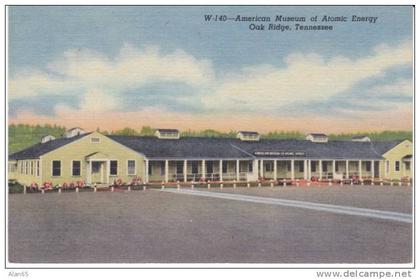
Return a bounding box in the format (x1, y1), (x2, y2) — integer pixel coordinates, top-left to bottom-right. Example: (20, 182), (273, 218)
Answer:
(8, 6), (413, 132)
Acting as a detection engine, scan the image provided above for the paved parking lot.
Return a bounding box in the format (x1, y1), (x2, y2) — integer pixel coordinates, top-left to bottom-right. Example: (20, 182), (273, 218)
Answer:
(199, 184), (413, 213)
(8, 185), (412, 264)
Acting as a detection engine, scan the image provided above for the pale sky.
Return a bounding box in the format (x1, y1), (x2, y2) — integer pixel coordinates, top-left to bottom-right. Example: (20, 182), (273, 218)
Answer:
(8, 6), (413, 133)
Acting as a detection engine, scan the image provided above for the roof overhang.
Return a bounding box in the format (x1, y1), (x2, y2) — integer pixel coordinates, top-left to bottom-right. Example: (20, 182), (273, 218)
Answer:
(85, 152), (111, 161)
(402, 155), (412, 162)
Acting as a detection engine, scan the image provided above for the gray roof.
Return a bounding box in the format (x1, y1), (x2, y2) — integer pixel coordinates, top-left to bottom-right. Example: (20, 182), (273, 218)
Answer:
(108, 136), (249, 159)
(234, 139), (403, 160)
(68, 127), (84, 131)
(352, 135), (369, 139)
(367, 140), (403, 155)
(307, 133), (327, 137)
(108, 136), (404, 160)
(238, 131), (259, 136)
(8, 133), (405, 161)
(156, 129), (179, 133)
(9, 133), (91, 160)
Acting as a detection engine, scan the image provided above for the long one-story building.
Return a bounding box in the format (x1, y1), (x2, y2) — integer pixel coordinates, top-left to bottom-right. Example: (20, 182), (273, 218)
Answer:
(8, 128), (413, 186)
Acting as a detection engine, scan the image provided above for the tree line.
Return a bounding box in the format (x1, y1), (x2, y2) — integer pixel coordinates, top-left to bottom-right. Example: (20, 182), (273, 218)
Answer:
(8, 124), (413, 154)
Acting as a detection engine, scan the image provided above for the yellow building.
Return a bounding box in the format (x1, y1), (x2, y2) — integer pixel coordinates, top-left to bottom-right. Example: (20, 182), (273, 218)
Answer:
(8, 129), (412, 186)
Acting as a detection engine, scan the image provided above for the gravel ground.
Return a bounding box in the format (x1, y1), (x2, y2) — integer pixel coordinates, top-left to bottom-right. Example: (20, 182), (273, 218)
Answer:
(8, 186), (412, 264)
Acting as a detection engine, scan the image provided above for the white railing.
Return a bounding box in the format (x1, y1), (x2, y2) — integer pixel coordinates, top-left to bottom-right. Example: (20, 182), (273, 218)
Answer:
(169, 172), (247, 181)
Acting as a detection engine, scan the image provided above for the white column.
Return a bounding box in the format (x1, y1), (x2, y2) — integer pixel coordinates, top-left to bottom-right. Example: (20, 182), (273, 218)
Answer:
(345, 160), (349, 179)
(165, 160), (169, 182)
(332, 160), (336, 179)
(308, 160), (312, 179)
(303, 160), (307, 180)
(145, 159), (149, 183)
(183, 160), (187, 182)
(371, 160), (375, 178)
(88, 161), (92, 185)
(101, 162), (104, 184)
(219, 160), (223, 181)
(291, 160), (295, 180)
(236, 160), (240, 181)
(401, 160), (405, 177)
(358, 160), (362, 178)
(106, 159), (110, 184)
(201, 160), (206, 179)
(319, 160), (322, 179)
(273, 160), (277, 180)
(252, 159), (258, 181)
(259, 160), (264, 178)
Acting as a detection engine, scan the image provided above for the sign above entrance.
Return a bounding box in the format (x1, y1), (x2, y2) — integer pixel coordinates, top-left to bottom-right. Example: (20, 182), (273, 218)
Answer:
(253, 151), (306, 157)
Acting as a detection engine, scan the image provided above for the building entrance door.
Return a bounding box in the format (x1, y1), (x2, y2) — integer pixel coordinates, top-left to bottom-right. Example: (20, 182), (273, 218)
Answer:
(374, 161), (379, 178)
(91, 161), (105, 184)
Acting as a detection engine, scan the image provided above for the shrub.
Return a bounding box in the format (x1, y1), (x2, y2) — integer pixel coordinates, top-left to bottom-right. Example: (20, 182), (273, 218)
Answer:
(8, 180), (24, 194)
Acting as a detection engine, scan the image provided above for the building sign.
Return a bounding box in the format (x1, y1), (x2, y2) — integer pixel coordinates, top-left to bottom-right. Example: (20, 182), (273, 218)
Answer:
(253, 151), (306, 157)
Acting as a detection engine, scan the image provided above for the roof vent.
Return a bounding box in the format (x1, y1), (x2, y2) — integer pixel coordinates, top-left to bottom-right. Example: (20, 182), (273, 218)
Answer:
(237, 131), (260, 141)
(155, 129), (180, 139)
(351, 136), (371, 142)
(65, 127), (86, 138)
(306, 133), (328, 143)
(41, 135), (56, 143)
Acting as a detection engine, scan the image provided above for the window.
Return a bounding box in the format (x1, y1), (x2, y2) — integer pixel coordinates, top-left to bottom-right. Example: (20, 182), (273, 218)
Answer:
(160, 162), (165, 175)
(127, 160), (136, 175)
(91, 137), (100, 143)
(265, 161), (274, 172)
(25, 161), (29, 175)
(240, 162), (248, 172)
(335, 162), (339, 172)
(110, 160), (118, 175)
(322, 161), (328, 172)
(287, 161), (291, 172)
(72, 161), (81, 176)
(405, 162), (411, 171)
(298, 161), (304, 172)
(366, 161), (371, 172)
(20, 162), (23, 174)
(206, 161), (213, 174)
(395, 161), (400, 172)
(8, 163), (17, 172)
(52, 160), (61, 176)
(311, 161), (317, 171)
(222, 161), (228, 173)
(192, 161), (198, 174)
(248, 161), (253, 172)
(148, 161), (152, 175)
(36, 161), (40, 177)
(176, 161), (183, 174)
(30, 161), (34, 175)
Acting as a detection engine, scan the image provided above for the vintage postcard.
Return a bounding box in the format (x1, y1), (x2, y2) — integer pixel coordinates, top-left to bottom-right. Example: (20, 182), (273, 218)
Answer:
(6, 5), (414, 271)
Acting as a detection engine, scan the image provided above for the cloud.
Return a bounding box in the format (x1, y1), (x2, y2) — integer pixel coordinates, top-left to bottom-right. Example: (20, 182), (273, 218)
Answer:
(367, 78), (412, 98)
(72, 89), (120, 113)
(202, 40), (412, 112)
(288, 77), (413, 118)
(9, 44), (214, 100)
(8, 40), (413, 132)
(8, 69), (72, 100)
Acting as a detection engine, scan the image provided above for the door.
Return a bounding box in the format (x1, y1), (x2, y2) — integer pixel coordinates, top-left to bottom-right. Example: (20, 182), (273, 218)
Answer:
(91, 161), (104, 183)
(374, 161), (379, 178)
